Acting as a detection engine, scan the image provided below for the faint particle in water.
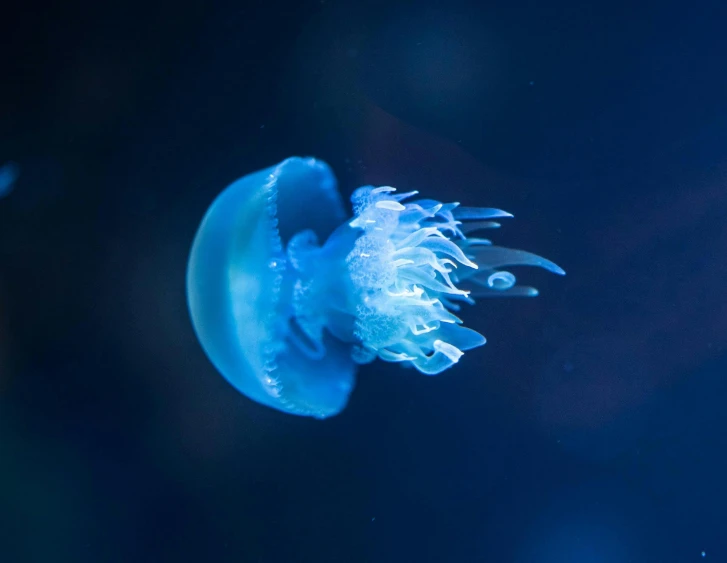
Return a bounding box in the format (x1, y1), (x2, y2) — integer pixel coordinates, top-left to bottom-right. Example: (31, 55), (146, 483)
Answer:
(186, 156), (564, 418)
(702, 551), (706, 557)
(0, 162), (19, 197)
(539, 331), (656, 455)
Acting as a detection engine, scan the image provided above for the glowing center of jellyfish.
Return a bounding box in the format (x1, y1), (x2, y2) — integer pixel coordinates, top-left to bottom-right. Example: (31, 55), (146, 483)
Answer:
(186, 157), (564, 418)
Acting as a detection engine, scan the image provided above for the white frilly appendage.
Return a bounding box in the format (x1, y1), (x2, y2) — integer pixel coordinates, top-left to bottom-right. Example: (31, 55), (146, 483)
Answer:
(283, 186), (565, 376)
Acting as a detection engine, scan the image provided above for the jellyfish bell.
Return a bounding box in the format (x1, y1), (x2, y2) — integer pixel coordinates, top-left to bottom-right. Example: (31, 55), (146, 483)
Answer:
(187, 156), (564, 418)
(187, 157), (355, 419)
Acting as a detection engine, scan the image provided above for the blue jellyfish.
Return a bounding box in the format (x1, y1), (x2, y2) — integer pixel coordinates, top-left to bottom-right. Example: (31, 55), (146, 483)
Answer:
(187, 157), (564, 418)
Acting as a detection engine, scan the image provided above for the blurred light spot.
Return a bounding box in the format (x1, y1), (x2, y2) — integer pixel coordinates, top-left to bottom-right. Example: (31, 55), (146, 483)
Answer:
(0, 162), (19, 197)
(516, 480), (657, 562)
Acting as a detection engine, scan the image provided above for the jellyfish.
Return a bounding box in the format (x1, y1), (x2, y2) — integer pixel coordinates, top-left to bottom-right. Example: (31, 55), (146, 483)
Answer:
(187, 157), (564, 418)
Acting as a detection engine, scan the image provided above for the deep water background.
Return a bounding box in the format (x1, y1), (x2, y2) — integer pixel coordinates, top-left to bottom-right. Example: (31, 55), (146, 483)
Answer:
(1, 0), (726, 561)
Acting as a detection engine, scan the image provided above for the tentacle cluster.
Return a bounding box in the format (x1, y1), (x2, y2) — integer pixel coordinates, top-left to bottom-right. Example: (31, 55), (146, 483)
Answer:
(345, 186), (564, 375)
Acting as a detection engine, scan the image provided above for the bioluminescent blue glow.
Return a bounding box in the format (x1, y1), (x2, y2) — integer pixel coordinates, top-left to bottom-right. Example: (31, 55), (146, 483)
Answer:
(0, 162), (19, 198)
(186, 157), (564, 418)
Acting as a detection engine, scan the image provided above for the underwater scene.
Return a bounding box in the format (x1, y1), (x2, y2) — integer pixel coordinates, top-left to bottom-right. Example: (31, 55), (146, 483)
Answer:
(1, 0), (726, 561)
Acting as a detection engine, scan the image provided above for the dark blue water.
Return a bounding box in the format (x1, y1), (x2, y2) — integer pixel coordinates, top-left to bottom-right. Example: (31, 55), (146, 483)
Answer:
(1, 0), (725, 561)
